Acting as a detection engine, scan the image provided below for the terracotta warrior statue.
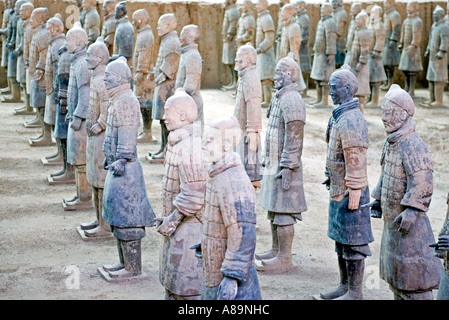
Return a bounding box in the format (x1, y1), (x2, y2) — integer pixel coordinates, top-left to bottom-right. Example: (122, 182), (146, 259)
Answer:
(2, 0), (23, 103)
(255, 0), (275, 108)
(275, 0), (290, 62)
(318, 64), (374, 300)
(278, 3), (306, 93)
(381, 0), (401, 91)
(47, 26), (75, 185)
(41, 16), (65, 165)
(100, 56), (155, 281)
(235, 0), (256, 48)
(366, 5), (387, 108)
(175, 24), (204, 131)
(155, 88), (207, 300)
(296, 0), (311, 97)
(199, 116), (261, 300)
(28, 7), (53, 147)
(13, 1), (34, 115)
(233, 44), (262, 189)
(310, 2), (337, 108)
(366, 84), (442, 300)
(82, 0), (100, 47)
(79, 37), (112, 239)
(349, 10), (372, 113)
(256, 52), (307, 272)
(332, 0), (347, 69)
(132, 9), (157, 143)
(398, 1), (423, 100)
(0, 0), (12, 94)
(112, 1), (134, 68)
(100, 0), (116, 56)
(146, 13), (180, 163)
(422, 5), (449, 108)
(220, 0), (240, 91)
(343, 3), (362, 67)
(62, 22), (93, 211)
(429, 193), (449, 300)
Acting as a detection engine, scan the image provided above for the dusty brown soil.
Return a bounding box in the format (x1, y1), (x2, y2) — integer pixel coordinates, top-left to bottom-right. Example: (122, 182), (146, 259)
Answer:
(0, 87), (448, 300)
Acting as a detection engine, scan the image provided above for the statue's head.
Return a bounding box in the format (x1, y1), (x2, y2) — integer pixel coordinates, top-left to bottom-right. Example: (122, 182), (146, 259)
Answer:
(242, 0), (254, 13)
(157, 13), (177, 37)
(66, 21), (88, 53)
(350, 2), (362, 17)
(104, 56), (131, 90)
(180, 24), (200, 47)
(331, 0), (343, 11)
(114, 1), (127, 20)
(381, 84), (414, 133)
(234, 43), (257, 71)
(281, 3), (296, 21)
(163, 88), (198, 132)
(30, 7), (49, 28)
(328, 64), (358, 105)
(406, 1), (418, 15)
(383, 0), (395, 11)
(86, 37), (109, 70)
(202, 117), (241, 164)
(82, 0), (96, 10)
(132, 8), (149, 29)
(46, 16), (63, 39)
(102, 0), (116, 15)
(369, 4), (382, 26)
(355, 10), (368, 28)
(256, 0), (269, 13)
(433, 5), (445, 24)
(274, 52), (299, 90)
(296, 0), (306, 12)
(320, 2), (332, 18)
(14, 0), (26, 12)
(225, 0), (236, 7)
(19, 1), (34, 20)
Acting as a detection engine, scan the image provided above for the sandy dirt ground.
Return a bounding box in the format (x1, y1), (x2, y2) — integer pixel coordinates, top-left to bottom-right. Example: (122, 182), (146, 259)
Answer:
(0, 87), (448, 301)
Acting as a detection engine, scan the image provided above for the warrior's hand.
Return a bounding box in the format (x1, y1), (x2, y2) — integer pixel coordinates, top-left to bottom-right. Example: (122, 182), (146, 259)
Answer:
(322, 177), (330, 190)
(155, 73), (167, 85)
(33, 69), (44, 81)
(109, 158), (127, 176)
(436, 51), (444, 59)
(70, 116), (82, 131)
(102, 158), (108, 170)
(393, 207), (418, 234)
(89, 123), (102, 135)
(134, 72), (144, 84)
(345, 188), (361, 210)
(155, 216), (177, 236)
(190, 243), (202, 259)
(430, 236), (449, 251)
(361, 199), (382, 218)
(245, 132), (258, 153)
(218, 277), (238, 300)
(275, 168), (293, 190)
(327, 54), (335, 66)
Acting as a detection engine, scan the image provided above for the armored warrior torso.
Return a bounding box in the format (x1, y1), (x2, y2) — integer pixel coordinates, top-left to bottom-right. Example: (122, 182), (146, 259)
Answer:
(159, 123), (206, 297)
(221, 4), (240, 65)
(398, 13), (423, 72)
(29, 24), (48, 82)
(45, 34), (66, 96)
(333, 7), (348, 66)
(311, 15), (337, 81)
(350, 26), (372, 96)
(296, 10), (311, 72)
(15, 17), (26, 84)
(101, 13), (116, 56)
(113, 16), (134, 61)
(426, 19), (449, 82)
(368, 21), (387, 83)
(382, 6), (401, 67)
(236, 11), (256, 47)
(84, 7), (100, 45)
(255, 10), (275, 81)
(133, 25), (154, 107)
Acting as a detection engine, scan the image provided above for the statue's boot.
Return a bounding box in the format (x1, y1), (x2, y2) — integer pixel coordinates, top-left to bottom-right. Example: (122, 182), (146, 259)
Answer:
(221, 67), (237, 91)
(312, 84), (330, 108)
(334, 259), (364, 300)
(14, 92), (34, 115)
(308, 83), (322, 105)
(146, 121), (167, 162)
(319, 255), (348, 299)
(29, 122), (54, 147)
(261, 80), (272, 108)
(49, 140), (76, 183)
(23, 110), (41, 128)
(408, 74), (417, 98)
(103, 240), (125, 272)
(429, 82), (446, 108)
(381, 67), (394, 91)
(255, 224), (295, 271)
(108, 240), (142, 278)
(358, 96), (366, 114)
(0, 78), (11, 94)
(255, 220), (279, 260)
(63, 165), (93, 211)
(300, 73), (310, 98)
(366, 84), (380, 108)
(2, 78), (22, 103)
(137, 108), (157, 143)
(43, 137), (63, 164)
(84, 188), (112, 238)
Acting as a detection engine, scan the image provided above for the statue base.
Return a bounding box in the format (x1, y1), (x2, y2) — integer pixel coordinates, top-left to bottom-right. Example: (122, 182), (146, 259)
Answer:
(28, 137), (56, 147)
(46, 174), (75, 185)
(62, 199), (94, 211)
(41, 156), (63, 166)
(254, 259), (299, 274)
(97, 266), (149, 283)
(312, 294), (324, 300)
(76, 226), (114, 241)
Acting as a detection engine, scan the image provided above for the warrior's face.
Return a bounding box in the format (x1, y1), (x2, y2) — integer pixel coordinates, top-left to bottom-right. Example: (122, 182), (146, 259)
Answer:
(381, 100), (408, 133)
(202, 127), (226, 164)
(329, 77), (349, 105)
(273, 64), (293, 90)
(104, 70), (121, 90)
(234, 52), (249, 71)
(163, 102), (185, 132)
